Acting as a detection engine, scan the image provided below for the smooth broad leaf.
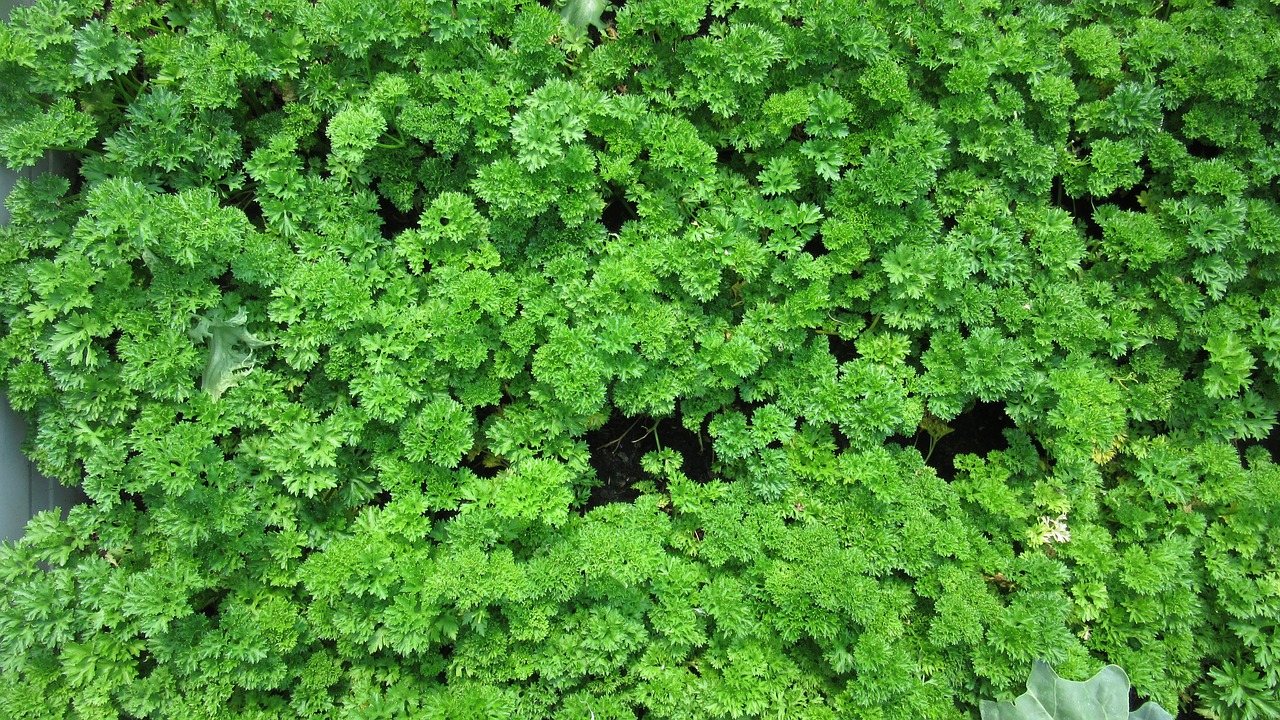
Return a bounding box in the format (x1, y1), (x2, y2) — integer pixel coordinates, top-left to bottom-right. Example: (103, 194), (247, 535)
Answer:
(980, 660), (1173, 720)
(189, 308), (273, 400)
(1129, 703), (1174, 720)
(560, 0), (609, 31)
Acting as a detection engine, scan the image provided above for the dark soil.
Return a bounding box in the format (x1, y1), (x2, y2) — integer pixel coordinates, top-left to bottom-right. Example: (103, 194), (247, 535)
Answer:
(1241, 421), (1280, 465)
(827, 333), (858, 364)
(896, 400), (1017, 480)
(581, 413), (715, 511)
(1265, 427), (1280, 462)
(602, 190), (636, 234)
(581, 400), (1017, 507)
(377, 192), (419, 238)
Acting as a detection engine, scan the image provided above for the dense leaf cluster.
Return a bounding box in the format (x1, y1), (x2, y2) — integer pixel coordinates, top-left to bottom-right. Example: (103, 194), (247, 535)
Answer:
(1, 0), (1279, 717)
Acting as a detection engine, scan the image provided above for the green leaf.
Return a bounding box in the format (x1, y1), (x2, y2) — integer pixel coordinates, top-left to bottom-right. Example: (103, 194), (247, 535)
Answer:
(757, 156), (800, 197)
(1062, 25), (1122, 81)
(0, 99), (96, 168)
(981, 660), (1173, 720)
(403, 396), (475, 468)
(1204, 332), (1255, 399)
(560, 0), (610, 31)
(510, 79), (598, 171)
(71, 20), (139, 84)
(188, 308), (272, 400)
(1087, 139), (1144, 197)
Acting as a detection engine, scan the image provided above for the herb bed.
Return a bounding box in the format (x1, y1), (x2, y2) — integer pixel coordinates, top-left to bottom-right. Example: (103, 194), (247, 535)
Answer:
(1, 0), (1278, 717)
